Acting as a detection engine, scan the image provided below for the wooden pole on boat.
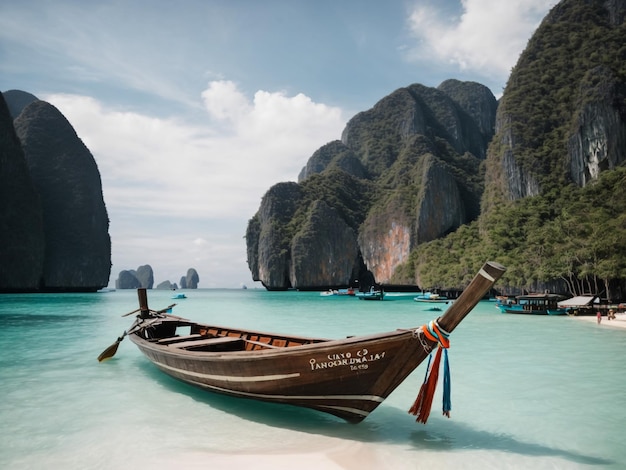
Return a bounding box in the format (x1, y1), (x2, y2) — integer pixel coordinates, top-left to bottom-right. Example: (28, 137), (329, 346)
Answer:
(437, 261), (506, 334)
(98, 289), (169, 361)
(138, 288), (150, 319)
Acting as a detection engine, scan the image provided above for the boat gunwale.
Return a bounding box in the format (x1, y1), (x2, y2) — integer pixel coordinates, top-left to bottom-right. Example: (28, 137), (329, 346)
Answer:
(128, 322), (417, 359)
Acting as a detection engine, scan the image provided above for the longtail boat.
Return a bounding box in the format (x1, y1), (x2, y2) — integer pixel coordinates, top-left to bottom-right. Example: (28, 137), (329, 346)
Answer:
(98, 261), (505, 423)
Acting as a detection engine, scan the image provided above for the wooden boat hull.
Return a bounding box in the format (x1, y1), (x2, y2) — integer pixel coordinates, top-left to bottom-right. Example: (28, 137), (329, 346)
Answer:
(130, 328), (423, 422)
(120, 261), (506, 423)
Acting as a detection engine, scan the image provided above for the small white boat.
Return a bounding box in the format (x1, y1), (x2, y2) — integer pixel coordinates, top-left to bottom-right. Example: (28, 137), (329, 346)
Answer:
(414, 292), (449, 303)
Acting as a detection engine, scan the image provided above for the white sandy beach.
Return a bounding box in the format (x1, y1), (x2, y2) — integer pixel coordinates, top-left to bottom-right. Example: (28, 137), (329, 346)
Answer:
(573, 312), (626, 329)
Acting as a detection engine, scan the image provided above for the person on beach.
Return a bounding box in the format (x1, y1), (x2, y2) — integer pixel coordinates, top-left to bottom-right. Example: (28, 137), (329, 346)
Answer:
(597, 311), (602, 324)
(609, 309), (616, 320)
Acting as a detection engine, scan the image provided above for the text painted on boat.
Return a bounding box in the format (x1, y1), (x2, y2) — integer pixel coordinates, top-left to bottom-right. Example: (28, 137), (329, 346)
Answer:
(309, 348), (386, 371)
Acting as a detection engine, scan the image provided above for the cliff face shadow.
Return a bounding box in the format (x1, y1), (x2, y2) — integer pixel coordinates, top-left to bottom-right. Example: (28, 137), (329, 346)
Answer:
(138, 360), (610, 466)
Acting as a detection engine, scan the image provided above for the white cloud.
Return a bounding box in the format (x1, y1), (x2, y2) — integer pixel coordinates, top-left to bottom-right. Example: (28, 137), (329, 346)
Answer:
(406, 0), (556, 82)
(202, 80), (251, 123)
(46, 82), (345, 219)
(44, 82), (346, 287)
(193, 238), (208, 247)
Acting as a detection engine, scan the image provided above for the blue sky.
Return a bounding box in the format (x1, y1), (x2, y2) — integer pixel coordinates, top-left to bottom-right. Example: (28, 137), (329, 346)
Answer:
(1, 0), (556, 288)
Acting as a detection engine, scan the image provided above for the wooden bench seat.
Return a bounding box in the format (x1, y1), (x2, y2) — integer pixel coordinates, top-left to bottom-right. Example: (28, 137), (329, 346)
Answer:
(157, 334), (203, 345)
(244, 339), (281, 349)
(170, 336), (245, 351)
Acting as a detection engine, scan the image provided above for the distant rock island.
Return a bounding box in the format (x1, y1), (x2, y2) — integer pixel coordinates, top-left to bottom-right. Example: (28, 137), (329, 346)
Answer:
(116, 266), (199, 289)
(0, 90), (111, 292)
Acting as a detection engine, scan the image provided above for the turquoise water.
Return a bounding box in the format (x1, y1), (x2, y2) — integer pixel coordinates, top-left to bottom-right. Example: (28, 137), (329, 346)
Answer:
(1, 289), (625, 469)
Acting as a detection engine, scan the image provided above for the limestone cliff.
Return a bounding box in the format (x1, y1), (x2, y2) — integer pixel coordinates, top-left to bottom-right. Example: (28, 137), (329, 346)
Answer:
(116, 270), (142, 289)
(298, 140), (367, 182)
(248, 182), (303, 290)
(484, 0), (626, 206)
(156, 280), (177, 290)
(3, 90), (38, 119)
(408, 0), (626, 297)
(0, 93), (45, 291)
(12, 100), (111, 291)
(184, 268), (199, 288)
(247, 80), (492, 289)
(290, 200), (360, 288)
(567, 65), (626, 186)
(135, 265), (154, 289)
(416, 156), (467, 243)
(247, 0), (626, 291)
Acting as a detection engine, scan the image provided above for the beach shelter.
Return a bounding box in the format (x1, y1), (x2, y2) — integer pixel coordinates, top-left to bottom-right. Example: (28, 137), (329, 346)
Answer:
(557, 296), (597, 308)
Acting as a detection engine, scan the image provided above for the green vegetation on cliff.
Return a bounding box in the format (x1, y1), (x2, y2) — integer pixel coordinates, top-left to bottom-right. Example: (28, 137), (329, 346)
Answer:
(486, 0), (626, 202)
(415, 0), (626, 298)
(411, 167), (626, 296)
(248, 0), (626, 295)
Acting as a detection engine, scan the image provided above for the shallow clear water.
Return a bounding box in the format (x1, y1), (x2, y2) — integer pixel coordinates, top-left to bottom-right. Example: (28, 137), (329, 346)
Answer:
(1, 290), (624, 469)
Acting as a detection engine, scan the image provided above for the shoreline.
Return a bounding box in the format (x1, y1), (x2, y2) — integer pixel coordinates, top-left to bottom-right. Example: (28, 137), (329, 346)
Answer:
(571, 312), (626, 329)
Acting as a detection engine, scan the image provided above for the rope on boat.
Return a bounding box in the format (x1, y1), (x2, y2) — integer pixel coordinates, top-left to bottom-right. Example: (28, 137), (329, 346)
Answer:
(409, 320), (452, 423)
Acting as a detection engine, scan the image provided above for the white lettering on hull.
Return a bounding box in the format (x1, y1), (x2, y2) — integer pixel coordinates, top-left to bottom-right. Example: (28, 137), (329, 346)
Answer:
(309, 349), (386, 371)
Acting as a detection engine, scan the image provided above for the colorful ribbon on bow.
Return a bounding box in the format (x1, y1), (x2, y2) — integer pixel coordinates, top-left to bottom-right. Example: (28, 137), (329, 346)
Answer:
(408, 320), (451, 423)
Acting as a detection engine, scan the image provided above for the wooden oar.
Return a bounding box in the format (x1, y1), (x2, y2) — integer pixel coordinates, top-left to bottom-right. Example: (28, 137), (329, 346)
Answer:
(97, 321), (147, 362)
(97, 332), (128, 362)
(122, 308), (141, 317)
(98, 309), (177, 362)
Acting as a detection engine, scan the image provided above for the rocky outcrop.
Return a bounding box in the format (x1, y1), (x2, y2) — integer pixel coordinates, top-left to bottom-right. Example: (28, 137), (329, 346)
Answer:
(567, 65), (626, 186)
(177, 268), (200, 289)
(485, 0), (626, 204)
(248, 0), (626, 293)
(12, 99), (111, 291)
(358, 205), (412, 284)
(156, 280), (178, 290)
(247, 80), (492, 289)
(115, 265), (154, 289)
(184, 268), (199, 289)
(340, 82), (495, 176)
(3, 90), (38, 119)
(0, 93), (45, 291)
(135, 265), (154, 289)
(0, 90), (111, 292)
(298, 140), (367, 182)
(248, 182), (303, 289)
(437, 79), (498, 151)
(290, 200), (360, 287)
(416, 156), (467, 243)
(115, 270), (142, 289)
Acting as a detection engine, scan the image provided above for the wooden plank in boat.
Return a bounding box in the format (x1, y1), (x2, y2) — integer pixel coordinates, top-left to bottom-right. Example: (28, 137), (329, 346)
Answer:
(170, 336), (244, 349)
(157, 334), (203, 345)
(244, 339), (280, 349)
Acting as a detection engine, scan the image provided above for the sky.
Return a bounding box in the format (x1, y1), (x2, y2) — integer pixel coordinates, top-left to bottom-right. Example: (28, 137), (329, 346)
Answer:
(0, 0), (557, 288)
